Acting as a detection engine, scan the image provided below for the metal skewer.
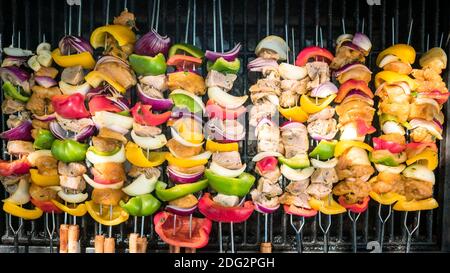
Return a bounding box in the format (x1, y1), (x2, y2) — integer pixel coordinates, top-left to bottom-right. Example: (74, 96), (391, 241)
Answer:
(318, 212), (331, 253)
(140, 216), (145, 237)
(290, 214), (305, 253)
(377, 203), (391, 251)
(108, 205), (113, 238)
(404, 211), (421, 253)
(348, 210), (361, 253)
(45, 211), (56, 253)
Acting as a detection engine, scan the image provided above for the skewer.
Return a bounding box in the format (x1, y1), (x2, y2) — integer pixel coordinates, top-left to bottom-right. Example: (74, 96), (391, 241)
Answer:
(266, 0), (270, 36)
(348, 210), (361, 253)
(9, 213), (23, 253)
(133, 216), (138, 234)
(377, 203), (391, 251)
(140, 216), (145, 237)
(341, 18), (346, 34)
(361, 18), (365, 34)
(218, 222), (223, 253)
(218, 0), (224, 52)
(318, 212), (331, 253)
(184, 0), (191, 43)
(45, 211), (56, 253)
(439, 32), (444, 48)
(155, 0), (160, 32)
(391, 17), (395, 45)
(404, 211), (421, 253)
(407, 19), (413, 45)
(230, 222), (235, 253)
(290, 214), (305, 253)
(105, 0), (110, 25)
(291, 27), (295, 64)
(78, 0), (82, 39)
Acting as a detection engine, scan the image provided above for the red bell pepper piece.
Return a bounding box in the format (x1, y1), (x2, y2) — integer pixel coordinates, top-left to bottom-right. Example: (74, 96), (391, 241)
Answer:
(154, 211), (212, 249)
(51, 93), (90, 119)
(30, 198), (63, 214)
(88, 95), (122, 115)
(295, 46), (334, 66)
(198, 193), (254, 223)
(131, 102), (172, 126)
(283, 204), (318, 218)
(0, 157), (31, 176)
(373, 137), (406, 153)
(416, 90), (450, 105)
(166, 54), (203, 71)
(205, 99), (246, 120)
(338, 196), (370, 214)
(256, 156), (278, 174)
(335, 79), (374, 103)
(356, 119), (376, 136)
(405, 142), (438, 158)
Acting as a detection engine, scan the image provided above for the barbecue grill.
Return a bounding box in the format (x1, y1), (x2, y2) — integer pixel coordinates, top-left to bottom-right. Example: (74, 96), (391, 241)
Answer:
(0, 0), (449, 253)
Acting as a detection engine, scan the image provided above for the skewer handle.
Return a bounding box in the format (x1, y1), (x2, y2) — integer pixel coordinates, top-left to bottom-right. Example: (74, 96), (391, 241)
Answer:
(94, 234), (105, 253)
(59, 224), (69, 253)
(136, 236), (148, 253)
(185, 248), (196, 253)
(169, 245), (181, 253)
(68, 225), (80, 253)
(104, 237), (115, 253)
(129, 233), (138, 253)
(260, 242), (272, 253)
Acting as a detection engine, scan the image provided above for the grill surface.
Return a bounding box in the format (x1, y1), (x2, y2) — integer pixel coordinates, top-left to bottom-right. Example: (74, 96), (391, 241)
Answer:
(1, 0), (450, 253)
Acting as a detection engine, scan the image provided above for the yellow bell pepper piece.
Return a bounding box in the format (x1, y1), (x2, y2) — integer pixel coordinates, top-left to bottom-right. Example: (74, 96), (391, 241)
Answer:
(205, 139), (238, 152)
(300, 94), (337, 114)
(376, 44), (416, 66)
(166, 153), (209, 168)
(405, 148), (438, 171)
(90, 25), (136, 49)
(85, 201), (129, 226)
(51, 200), (87, 217)
(51, 48), (96, 69)
(176, 124), (204, 144)
(85, 71), (126, 93)
(3, 201), (43, 220)
(374, 71), (418, 90)
(125, 142), (167, 168)
(393, 198), (438, 211)
(308, 196), (346, 215)
(29, 169), (60, 187)
(369, 191), (405, 206)
(278, 106), (309, 123)
(334, 140), (373, 158)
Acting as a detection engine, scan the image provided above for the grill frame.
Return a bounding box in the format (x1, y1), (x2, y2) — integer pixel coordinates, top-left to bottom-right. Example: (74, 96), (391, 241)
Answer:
(0, 0), (449, 253)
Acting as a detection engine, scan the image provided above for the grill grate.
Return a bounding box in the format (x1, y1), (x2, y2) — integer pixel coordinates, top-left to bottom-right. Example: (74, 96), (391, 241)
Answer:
(0, 0), (449, 253)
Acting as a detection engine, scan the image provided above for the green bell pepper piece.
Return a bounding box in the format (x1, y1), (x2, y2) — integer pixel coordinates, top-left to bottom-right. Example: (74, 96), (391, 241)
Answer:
(205, 169), (255, 197)
(309, 140), (337, 161)
(369, 150), (406, 167)
(51, 139), (88, 163)
(169, 92), (203, 113)
(129, 53), (167, 76)
(207, 57), (241, 74)
(278, 153), (310, 169)
(379, 113), (411, 129)
(33, 129), (55, 150)
(2, 81), (30, 102)
(119, 194), (161, 217)
(117, 110), (131, 117)
(155, 179), (208, 201)
(168, 43), (204, 59)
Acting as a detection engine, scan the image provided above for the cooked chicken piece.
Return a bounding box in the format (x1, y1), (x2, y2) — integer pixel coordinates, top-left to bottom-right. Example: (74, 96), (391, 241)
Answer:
(336, 148), (374, 181)
(336, 100), (375, 126)
(138, 85), (164, 99)
(32, 119), (50, 130)
(383, 61), (412, 75)
(96, 62), (137, 90)
(410, 127), (435, 143)
(305, 62), (330, 90)
(377, 85), (410, 104)
(212, 151), (243, 170)
(337, 165), (374, 182)
(281, 124), (309, 157)
(104, 35), (134, 60)
(251, 190), (280, 207)
(256, 123), (282, 153)
(213, 193), (240, 207)
(29, 184), (58, 201)
(169, 194), (198, 208)
(113, 9), (136, 28)
(250, 91), (279, 105)
(56, 115), (94, 133)
(411, 67), (448, 94)
(370, 172), (403, 194)
(133, 122), (162, 137)
(280, 79), (307, 95)
(256, 178), (283, 197)
(92, 136), (121, 154)
(139, 75), (168, 91)
(330, 46), (365, 70)
(306, 183), (332, 199)
(258, 49), (280, 60)
(249, 78), (281, 96)
(310, 168), (338, 185)
(60, 176), (86, 193)
(403, 179), (434, 201)
(307, 106), (335, 122)
(6, 112), (30, 129)
(256, 166), (281, 182)
(279, 89), (299, 108)
(128, 166), (161, 179)
(167, 72), (206, 95)
(206, 118), (245, 142)
(169, 165), (205, 175)
(92, 163), (126, 182)
(36, 156), (58, 176)
(332, 179), (371, 204)
(249, 101), (277, 127)
(35, 67), (59, 79)
(7, 141), (34, 155)
(58, 162), (87, 177)
(2, 98), (25, 114)
(378, 101), (410, 124)
(279, 192), (311, 209)
(61, 65), (84, 85)
(307, 118), (338, 140)
(97, 128), (128, 143)
(26, 85), (61, 116)
(166, 138), (202, 158)
(1, 176), (22, 194)
(205, 70), (237, 91)
(285, 179), (310, 194)
(409, 100), (440, 121)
